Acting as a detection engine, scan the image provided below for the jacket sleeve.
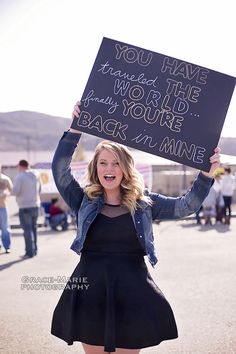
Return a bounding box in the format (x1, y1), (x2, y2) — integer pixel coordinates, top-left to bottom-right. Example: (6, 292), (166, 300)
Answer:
(149, 172), (213, 220)
(52, 131), (85, 212)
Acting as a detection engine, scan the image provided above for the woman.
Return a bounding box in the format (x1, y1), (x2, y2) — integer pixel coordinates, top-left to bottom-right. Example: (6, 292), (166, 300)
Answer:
(51, 103), (221, 354)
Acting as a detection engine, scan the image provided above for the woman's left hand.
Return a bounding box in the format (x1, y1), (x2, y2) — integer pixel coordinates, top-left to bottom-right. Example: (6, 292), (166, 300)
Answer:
(72, 101), (81, 119)
(201, 147), (221, 178)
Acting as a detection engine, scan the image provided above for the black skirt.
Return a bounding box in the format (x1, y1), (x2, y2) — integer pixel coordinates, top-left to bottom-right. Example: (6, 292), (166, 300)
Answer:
(51, 213), (178, 352)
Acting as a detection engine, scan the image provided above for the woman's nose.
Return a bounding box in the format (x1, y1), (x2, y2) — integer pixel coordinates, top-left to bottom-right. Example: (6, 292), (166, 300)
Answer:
(105, 164), (115, 173)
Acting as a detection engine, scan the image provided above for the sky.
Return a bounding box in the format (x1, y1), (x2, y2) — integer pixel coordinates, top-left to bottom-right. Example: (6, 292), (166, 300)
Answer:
(0, 0), (235, 137)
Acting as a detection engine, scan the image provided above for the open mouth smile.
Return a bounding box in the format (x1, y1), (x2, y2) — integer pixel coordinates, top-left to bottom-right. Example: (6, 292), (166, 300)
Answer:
(104, 175), (116, 181)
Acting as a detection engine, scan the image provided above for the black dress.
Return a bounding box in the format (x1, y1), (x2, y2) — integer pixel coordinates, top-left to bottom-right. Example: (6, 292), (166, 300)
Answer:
(51, 205), (178, 352)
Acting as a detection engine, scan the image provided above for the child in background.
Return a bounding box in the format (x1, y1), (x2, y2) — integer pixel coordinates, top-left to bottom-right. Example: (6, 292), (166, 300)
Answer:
(49, 198), (68, 231)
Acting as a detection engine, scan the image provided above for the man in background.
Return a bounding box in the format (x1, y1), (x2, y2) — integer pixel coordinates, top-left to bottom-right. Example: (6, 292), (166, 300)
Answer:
(13, 160), (41, 258)
(0, 164), (13, 253)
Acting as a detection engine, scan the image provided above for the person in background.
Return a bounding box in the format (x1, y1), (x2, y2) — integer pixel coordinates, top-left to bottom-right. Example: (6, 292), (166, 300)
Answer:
(221, 167), (235, 225)
(12, 160), (41, 258)
(0, 164), (13, 253)
(190, 180), (202, 224)
(49, 198), (68, 231)
(195, 206), (203, 225)
(202, 186), (217, 225)
(212, 174), (224, 223)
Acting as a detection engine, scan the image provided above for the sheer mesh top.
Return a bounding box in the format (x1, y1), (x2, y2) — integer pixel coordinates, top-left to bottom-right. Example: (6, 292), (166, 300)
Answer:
(81, 204), (146, 255)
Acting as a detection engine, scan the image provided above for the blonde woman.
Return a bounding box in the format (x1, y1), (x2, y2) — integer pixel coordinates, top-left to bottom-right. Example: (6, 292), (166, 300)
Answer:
(51, 103), (220, 354)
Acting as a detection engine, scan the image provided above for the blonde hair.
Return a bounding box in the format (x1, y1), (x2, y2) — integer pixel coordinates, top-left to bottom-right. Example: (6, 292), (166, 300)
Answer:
(84, 140), (152, 213)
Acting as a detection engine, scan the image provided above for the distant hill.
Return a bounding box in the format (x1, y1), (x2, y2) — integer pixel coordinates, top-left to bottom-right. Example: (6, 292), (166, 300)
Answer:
(0, 110), (235, 155)
(0, 111), (100, 151)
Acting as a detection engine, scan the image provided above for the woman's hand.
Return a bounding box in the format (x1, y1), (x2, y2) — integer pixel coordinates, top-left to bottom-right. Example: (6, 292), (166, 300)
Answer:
(69, 101), (81, 133)
(201, 147), (221, 178)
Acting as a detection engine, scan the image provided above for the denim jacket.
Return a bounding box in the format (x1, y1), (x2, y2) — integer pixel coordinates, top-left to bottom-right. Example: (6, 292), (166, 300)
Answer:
(52, 131), (213, 268)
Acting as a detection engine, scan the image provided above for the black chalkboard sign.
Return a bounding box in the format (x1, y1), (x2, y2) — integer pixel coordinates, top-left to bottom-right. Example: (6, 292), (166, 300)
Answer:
(71, 37), (236, 172)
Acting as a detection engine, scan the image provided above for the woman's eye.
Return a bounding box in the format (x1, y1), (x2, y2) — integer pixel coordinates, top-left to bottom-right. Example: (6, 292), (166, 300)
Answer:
(114, 162), (119, 166)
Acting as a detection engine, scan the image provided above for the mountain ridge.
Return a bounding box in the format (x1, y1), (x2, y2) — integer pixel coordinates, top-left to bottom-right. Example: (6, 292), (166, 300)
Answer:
(0, 110), (100, 151)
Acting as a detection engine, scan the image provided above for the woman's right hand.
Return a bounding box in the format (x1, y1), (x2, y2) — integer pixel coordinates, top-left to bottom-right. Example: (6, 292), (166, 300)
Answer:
(72, 101), (81, 119)
(69, 101), (81, 133)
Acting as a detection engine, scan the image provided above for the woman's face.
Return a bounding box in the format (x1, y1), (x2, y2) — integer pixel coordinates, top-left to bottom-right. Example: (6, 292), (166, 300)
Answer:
(96, 149), (124, 192)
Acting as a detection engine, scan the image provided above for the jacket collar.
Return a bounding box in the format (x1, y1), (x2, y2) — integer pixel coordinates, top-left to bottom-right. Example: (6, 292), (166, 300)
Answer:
(84, 193), (148, 210)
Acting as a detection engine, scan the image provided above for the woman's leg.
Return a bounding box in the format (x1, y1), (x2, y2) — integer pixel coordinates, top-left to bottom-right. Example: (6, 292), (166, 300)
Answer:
(81, 342), (110, 354)
(82, 343), (141, 354)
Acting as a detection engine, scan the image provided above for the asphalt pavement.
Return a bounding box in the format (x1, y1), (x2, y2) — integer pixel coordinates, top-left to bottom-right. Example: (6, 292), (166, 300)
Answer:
(0, 210), (236, 354)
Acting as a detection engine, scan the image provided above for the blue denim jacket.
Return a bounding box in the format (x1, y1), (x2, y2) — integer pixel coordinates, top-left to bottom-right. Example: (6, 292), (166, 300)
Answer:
(52, 131), (213, 268)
